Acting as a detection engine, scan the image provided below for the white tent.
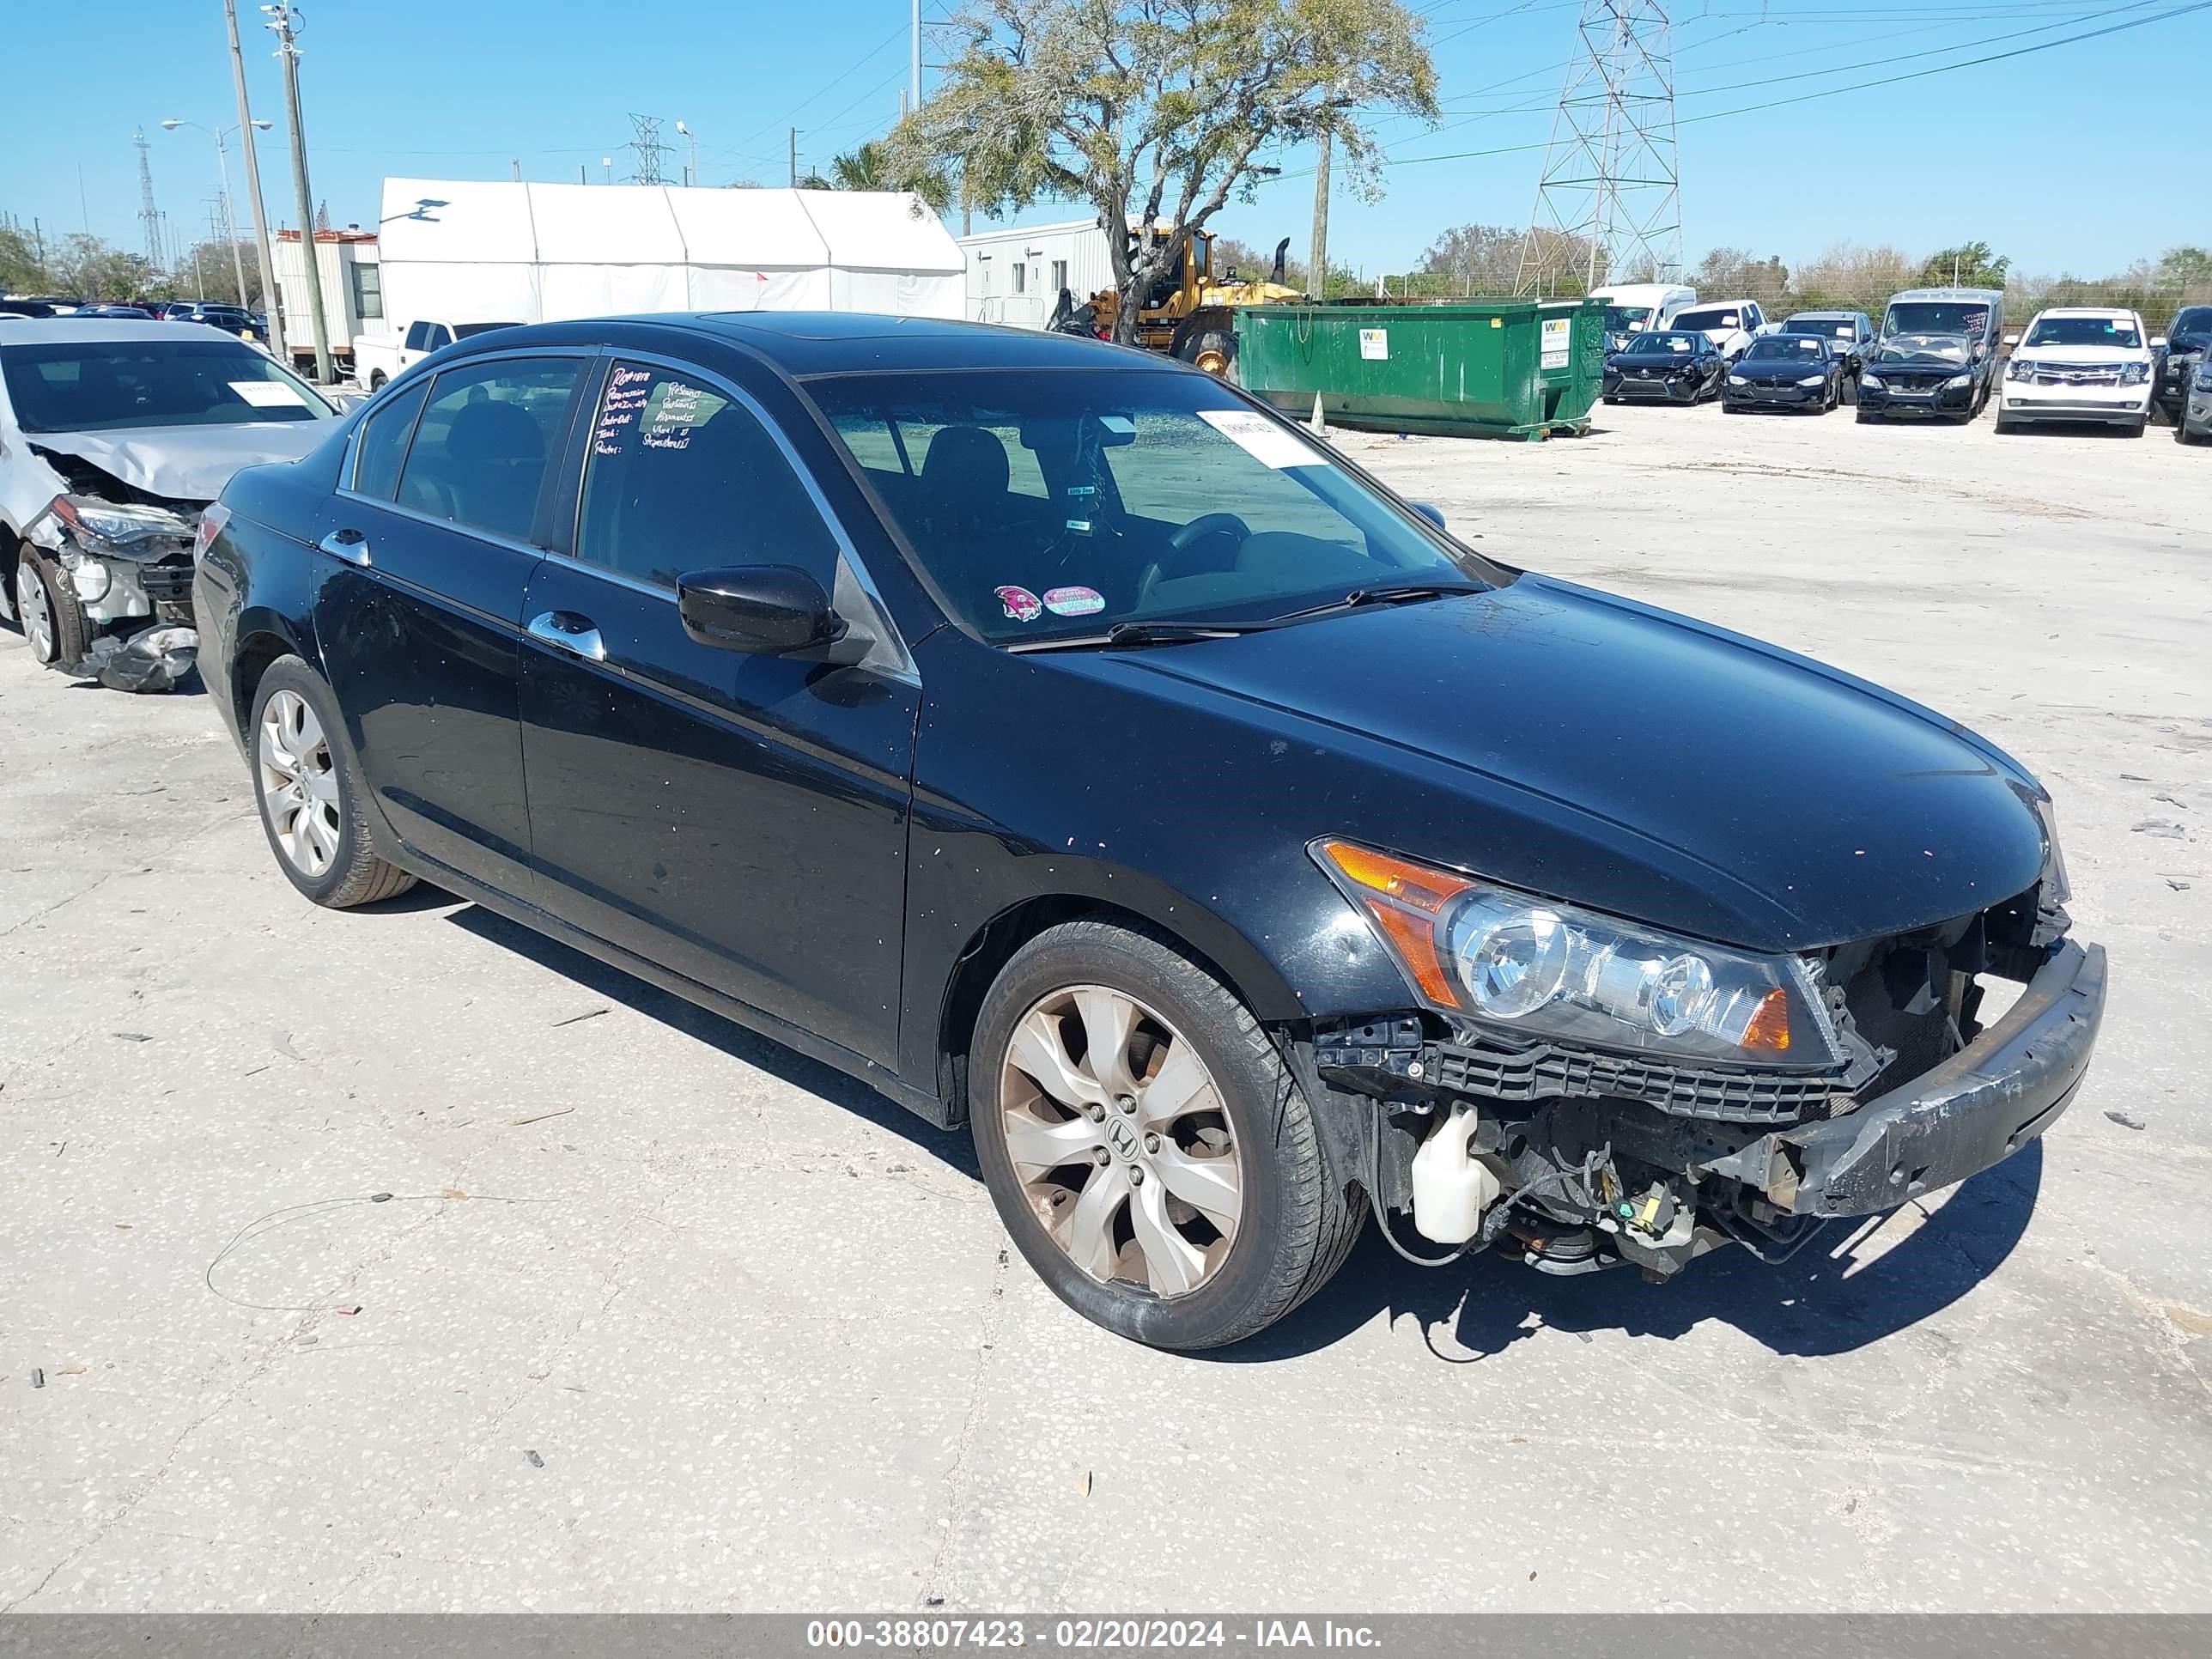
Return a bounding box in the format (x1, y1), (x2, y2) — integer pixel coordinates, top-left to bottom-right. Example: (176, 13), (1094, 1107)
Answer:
(374, 178), (966, 328)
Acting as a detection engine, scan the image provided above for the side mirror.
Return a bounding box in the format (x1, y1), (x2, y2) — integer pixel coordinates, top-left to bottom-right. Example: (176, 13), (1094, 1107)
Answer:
(2002, 333), (2021, 347)
(2151, 336), (2168, 349)
(678, 565), (848, 655)
(1408, 501), (1446, 533)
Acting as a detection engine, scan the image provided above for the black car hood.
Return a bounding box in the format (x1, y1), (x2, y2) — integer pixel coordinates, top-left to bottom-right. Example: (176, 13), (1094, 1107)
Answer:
(1609, 352), (1698, 370)
(1735, 360), (1826, 382)
(1057, 577), (2049, 953)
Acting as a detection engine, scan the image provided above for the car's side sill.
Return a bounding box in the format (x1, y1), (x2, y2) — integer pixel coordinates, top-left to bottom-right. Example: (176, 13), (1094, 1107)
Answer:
(390, 847), (957, 1131)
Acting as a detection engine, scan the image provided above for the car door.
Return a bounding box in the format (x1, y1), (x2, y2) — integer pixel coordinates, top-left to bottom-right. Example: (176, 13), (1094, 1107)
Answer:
(516, 356), (920, 1067)
(313, 349), (590, 897)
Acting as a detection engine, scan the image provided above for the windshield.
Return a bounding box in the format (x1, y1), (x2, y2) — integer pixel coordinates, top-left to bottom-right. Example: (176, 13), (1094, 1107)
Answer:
(2172, 307), (2212, 341)
(1873, 333), (1969, 366)
(1785, 315), (1857, 340)
(0, 337), (338, 433)
(1623, 332), (1698, 354)
(1673, 307), (1741, 332)
(1885, 301), (1989, 340)
(1745, 335), (1826, 362)
(808, 369), (1498, 645)
(1602, 305), (1652, 333)
(2023, 314), (2142, 349)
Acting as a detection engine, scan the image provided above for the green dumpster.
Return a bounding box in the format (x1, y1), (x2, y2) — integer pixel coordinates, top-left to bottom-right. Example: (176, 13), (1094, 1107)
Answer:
(1235, 300), (1602, 441)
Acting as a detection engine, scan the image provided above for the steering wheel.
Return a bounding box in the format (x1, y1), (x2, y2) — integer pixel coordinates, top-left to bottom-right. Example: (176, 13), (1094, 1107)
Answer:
(1169, 512), (1252, 560)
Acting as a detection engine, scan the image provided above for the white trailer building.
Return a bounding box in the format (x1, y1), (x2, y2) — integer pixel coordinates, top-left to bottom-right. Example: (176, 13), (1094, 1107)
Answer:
(272, 228), (380, 371)
(367, 178), (967, 341)
(957, 218), (1115, 330)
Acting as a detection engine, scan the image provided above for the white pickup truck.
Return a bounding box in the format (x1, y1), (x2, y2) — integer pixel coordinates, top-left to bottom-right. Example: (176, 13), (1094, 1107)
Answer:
(350, 319), (523, 390)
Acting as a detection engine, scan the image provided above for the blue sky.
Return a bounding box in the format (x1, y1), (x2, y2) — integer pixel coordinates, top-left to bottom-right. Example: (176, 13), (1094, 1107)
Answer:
(4, 0), (2207, 284)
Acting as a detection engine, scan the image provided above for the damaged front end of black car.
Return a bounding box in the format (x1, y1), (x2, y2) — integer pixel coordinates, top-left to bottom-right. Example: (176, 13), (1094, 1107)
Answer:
(15, 454), (206, 691)
(1301, 822), (2101, 1281)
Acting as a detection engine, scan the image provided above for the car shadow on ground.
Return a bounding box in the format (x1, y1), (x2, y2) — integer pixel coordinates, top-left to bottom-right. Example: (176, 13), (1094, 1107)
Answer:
(436, 895), (2039, 1364)
(442, 902), (981, 1180)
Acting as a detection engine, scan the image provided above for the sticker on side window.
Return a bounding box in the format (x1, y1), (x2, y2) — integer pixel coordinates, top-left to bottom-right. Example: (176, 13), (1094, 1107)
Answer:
(1196, 409), (1319, 469)
(994, 585), (1043, 622)
(230, 380), (307, 408)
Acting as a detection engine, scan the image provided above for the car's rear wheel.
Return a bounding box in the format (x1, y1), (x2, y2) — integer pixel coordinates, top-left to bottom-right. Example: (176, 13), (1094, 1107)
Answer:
(367, 369), (387, 392)
(250, 656), (417, 908)
(15, 548), (90, 666)
(970, 920), (1360, 1350)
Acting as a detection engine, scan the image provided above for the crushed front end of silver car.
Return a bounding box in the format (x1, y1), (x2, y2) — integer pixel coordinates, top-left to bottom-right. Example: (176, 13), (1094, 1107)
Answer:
(1304, 836), (2103, 1280)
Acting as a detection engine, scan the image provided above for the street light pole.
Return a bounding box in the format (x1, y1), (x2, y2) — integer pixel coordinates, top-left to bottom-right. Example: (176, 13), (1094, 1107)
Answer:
(222, 0), (287, 361)
(264, 1), (332, 383)
(164, 119), (264, 308)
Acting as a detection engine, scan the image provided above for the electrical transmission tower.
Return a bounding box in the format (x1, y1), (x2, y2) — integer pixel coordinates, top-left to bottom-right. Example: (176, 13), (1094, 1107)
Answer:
(135, 127), (165, 268)
(628, 114), (667, 185)
(1515, 0), (1682, 296)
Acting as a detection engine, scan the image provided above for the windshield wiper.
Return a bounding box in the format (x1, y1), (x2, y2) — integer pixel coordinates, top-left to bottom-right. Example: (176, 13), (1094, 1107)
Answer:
(1265, 581), (1487, 625)
(1008, 619), (1279, 653)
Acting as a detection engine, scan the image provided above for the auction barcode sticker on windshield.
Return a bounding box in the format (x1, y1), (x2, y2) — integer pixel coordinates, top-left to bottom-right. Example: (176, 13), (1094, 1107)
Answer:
(1540, 317), (1571, 370)
(1197, 409), (1320, 469)
(230, 380), (308, 409)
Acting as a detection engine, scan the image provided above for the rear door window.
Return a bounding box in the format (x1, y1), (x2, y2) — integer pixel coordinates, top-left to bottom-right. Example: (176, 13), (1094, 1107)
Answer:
(350, 378), (431, 500)
(393, 357), (581, 544)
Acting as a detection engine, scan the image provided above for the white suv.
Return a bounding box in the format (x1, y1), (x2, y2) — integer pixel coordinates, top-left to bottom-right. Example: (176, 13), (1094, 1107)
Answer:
(1669, 299), (1768, 362)
(1996, 307), (2161, 436)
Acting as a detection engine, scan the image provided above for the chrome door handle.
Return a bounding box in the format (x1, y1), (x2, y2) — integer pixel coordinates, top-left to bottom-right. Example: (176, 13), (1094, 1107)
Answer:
(317, 528), (371, 566)
(527, 611), (606, 662)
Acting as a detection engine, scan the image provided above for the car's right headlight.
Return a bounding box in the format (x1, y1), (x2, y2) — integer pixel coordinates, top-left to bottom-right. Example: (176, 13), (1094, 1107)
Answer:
(1796, 374), (1827, 386)
(1313, 841), (1842, 1067)
(1727, 374), (1748, 386)
(1860, 372), (1884, 390)
(2007, 357), (2035, 382)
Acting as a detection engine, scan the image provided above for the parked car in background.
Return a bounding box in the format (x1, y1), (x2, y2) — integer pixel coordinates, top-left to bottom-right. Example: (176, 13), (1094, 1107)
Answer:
(0, 296), (85, 318)
(2154, 304), (2212, 424)
(153, 301), (262, 339)
(1590, 283), (1698, 354)
(1869, 288), (2003, 421)
(1996, 307), (2160, 436)
(195, 312), (2103, 1352)
(1723, 332), (1846, 414)
(1779, 310), (1875, 380)
(2176, 355), (2212, 445)
(0, 318), (338, 690)
(350, 319), (524, 390)
(1669, 300), (1769, 362)
(1601, 329), (1727, 404)
(72, 304), (155, 319)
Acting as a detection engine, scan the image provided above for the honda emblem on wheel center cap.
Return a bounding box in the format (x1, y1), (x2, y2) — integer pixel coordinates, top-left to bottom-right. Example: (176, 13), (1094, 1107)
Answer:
(1104, 1115), (1142, 1163)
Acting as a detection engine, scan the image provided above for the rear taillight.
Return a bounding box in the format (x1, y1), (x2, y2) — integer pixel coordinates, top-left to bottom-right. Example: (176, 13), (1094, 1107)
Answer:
(193, 501), (232, 565)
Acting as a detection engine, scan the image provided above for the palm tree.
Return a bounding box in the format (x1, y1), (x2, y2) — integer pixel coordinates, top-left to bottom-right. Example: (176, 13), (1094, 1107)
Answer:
(815, 141), (951, 212)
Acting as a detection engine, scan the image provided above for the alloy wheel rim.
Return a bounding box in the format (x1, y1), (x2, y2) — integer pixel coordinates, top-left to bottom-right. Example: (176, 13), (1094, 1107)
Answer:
(999, 985), (1243, 1299)
(258, 690), (343, 878)
(17, 564), (53, 660)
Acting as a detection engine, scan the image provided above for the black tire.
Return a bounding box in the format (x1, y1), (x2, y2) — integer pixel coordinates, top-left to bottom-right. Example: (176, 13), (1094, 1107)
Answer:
(2123, 418), (2147, 440)
(1176, 326), (1238, 377)
(1840, 374), (1858, 407)
(1995, 416), (2016, 434)
(15, 546), (94, 666)
(247, 654), (417, 909)
(969, 919), (1361, 1351)
(367, 369), (387, 392)
(2178, 415), (2203, 446)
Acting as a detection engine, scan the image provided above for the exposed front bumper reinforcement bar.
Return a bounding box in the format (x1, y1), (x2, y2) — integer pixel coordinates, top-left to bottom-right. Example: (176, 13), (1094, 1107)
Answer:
(1700, 940), (2106, 1218)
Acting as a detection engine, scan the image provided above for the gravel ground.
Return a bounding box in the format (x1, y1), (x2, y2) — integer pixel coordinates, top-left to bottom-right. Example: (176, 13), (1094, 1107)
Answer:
(2, 396), (2207, 1613)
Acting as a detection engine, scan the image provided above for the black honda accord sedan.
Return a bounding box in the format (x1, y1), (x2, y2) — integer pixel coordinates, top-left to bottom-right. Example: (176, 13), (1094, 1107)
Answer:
(193, 314), (2105, 1350)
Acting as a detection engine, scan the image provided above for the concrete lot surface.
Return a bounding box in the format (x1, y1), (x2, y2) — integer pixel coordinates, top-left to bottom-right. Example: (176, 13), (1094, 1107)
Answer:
(3, 400), (2208, 1612)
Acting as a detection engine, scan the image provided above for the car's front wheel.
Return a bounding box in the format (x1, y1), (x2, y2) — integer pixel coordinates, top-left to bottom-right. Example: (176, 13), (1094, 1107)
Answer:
(14, 548), (90, 666)
(250, 655), (418, 908)
(970, 920), (1361, 1350)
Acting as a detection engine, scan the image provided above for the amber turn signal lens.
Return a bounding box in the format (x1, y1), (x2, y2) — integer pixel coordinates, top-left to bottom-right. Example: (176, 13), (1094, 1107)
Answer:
(1740, 987), (1792, 1053)
(1316, 841), (1471, 1007)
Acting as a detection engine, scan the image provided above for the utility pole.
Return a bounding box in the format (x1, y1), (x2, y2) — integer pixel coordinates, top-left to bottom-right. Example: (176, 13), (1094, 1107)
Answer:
(910, 0), (922, 114)
(789, 128), (799, 189)
(265, 0), (332, 382)
(675, 120), (697, 188)
(224, 0), (287, 361)
(1308, 127), (1331, 301)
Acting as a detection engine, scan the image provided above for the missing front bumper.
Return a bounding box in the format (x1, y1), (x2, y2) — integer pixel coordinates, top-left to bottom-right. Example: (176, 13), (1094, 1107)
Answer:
(1701, 940), (2105, 1217)
(57, 624), (200, 693)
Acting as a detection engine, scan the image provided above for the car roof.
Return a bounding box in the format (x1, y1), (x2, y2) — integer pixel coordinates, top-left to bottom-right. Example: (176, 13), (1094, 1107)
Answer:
(2034, 306), (2137, 319)
(1785, 310), (1859, 319)
(1888, 288), (2003, 303)
(0, 317), (254, 346)
(461, 312), (1185, 379)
